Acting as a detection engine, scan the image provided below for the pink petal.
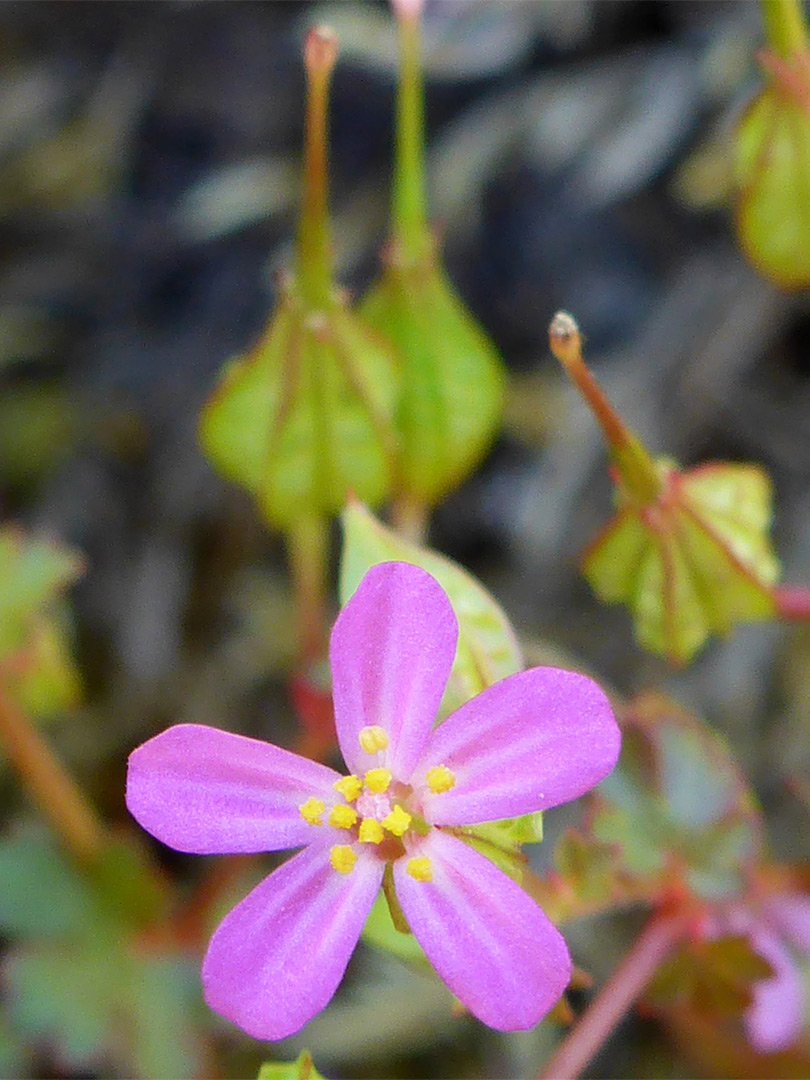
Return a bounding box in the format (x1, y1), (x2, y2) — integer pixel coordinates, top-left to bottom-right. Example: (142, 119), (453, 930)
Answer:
(393, 829), (571, 1030)
(203, 843), (383, 1040)
(415, 668), (619, 826)
(745, 926), (805, 1053)
(764, 893), (810, 956)
(127, 724), (342, 854)
(331, 563), (458, 779)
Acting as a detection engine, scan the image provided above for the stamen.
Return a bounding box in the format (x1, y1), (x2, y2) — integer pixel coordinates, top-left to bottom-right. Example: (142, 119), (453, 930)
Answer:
(328, 804), (358, 830)
(299, 797), (325, 826)
(365, 767), (392, 794)
(381, 805), (412, 837)
(334, 775), (363, 802)
(406, 856), (433, 882)
(426, 764), (456, 794)
(330, 845), (357, 874)
(358, 818), (384, 844)
(358, 725), (389, 753)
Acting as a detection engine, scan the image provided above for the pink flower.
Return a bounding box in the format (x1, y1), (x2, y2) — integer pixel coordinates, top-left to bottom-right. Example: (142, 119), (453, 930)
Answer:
(715, 893), (810, 1052)
(126, 562), (620, 1040)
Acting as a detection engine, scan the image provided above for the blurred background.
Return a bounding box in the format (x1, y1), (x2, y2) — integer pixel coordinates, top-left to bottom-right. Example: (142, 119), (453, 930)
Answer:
(2, 1), (810, 1076)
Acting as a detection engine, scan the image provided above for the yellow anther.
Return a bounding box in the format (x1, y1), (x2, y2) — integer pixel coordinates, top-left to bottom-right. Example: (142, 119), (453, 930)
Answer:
(333, 775), (363, 802)
(426, 764), (456, 794)
(364, 767), (392, 794)
(358, 818), (385, 845)
(359, 725), (389, 753)
(328, 804), (358, 830)
(299, 797), (325, 826)
(330, 845), (357, 874)
(381, 805), (412, 837)
(406, 856), (433, 882)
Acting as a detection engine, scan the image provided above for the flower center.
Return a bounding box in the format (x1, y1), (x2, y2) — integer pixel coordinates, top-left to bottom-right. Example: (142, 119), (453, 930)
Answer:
(298, 728), (457, 882)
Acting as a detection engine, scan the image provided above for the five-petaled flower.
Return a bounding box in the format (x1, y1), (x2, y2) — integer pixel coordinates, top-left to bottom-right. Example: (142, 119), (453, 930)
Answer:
(126, 562), (620, 1040)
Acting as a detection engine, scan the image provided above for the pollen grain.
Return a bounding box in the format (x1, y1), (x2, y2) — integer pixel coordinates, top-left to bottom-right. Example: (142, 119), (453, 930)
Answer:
(299, 797), (325, 826)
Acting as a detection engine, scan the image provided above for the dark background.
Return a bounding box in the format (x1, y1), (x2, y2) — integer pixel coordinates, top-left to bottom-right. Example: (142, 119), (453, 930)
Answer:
(2, 2), (810, 1076)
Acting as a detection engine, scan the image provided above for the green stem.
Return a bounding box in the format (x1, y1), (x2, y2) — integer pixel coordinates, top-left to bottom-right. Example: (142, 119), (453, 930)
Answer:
(761, 0), (810, 58)
(0, 679), (106, 866)
(296, 27), (338, 308)
(535, 911), (688, 1080)
(286, 513), (330, 664)
(392, 0), (430, 265)
(390, 492), (429, 545)
(548, 312), (662, 504)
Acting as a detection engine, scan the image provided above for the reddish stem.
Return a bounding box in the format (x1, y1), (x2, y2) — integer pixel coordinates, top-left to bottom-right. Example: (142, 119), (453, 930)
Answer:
(0, 679), (106, 866)
(773, 584), (810, 619)
(535, 911), (688, 1080)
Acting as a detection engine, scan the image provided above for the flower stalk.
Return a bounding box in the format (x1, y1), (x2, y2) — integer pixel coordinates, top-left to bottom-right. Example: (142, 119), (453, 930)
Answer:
(548, 312), (662, 505)
(286, 512), (330, 664)
(0, 678), (106, 866)
(391, 0), (430, 266)
(761, 0), (810, 59)
(296, 26), (338, 308)
(536, 911), (689, 1080)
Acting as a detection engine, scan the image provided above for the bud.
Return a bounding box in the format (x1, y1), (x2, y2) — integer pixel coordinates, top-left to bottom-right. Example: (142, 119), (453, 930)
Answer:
(734, 2), (810, 287)
(360, 0), (504, 512)
(199, 28), (398, 532)
(549, 313), (780, 665)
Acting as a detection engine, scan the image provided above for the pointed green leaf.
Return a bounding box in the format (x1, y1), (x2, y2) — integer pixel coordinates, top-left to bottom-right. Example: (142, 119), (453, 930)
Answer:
(340, 499), (522, 714)
(734, 82), (810, 289)
(361, 253), (504, 505)
(200, 285), (398, 531)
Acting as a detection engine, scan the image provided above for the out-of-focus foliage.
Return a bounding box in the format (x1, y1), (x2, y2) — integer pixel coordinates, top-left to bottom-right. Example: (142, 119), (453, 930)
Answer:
(544, 694), (763, 923)
(0, 528), (83, 718)
(0, 824), (206, 1079)
(584, 460), (780, 665)
(734, 52), (810, 289)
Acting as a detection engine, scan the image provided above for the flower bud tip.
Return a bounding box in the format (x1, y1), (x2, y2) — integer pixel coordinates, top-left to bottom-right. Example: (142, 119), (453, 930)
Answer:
(391, 0), (425, 22)
(305, 25), (338, 78)
(548, 311), (582, 368)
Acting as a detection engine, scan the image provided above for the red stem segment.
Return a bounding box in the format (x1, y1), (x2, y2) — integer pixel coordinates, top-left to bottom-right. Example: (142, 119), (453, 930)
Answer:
(773, 585), (810, 620)
(536, 911), (688, 1080)
(0, 679), (106, 866)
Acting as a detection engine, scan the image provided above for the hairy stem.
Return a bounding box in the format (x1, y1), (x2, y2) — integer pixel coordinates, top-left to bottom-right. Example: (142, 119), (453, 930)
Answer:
(0, 680), (106, 865)
(536, 911), (688, 1080)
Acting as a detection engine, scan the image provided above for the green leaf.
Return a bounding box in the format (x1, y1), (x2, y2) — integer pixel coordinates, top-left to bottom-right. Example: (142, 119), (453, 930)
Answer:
(583, 461), (779, 665)
(590, 695), (762, 900)
(0, 826), (204, 1078)
(362, 892), (431, 969)
(646, 935), (773, 1019)
(0, 528), (83, 655)
(340, 499), (522, 715)
(200, 281), (398, 531)
(4, 609), (82, 718)
(360, 249), (504, 505)
(734, 78), (810, 289)
(258, 1050), (326, 1080)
